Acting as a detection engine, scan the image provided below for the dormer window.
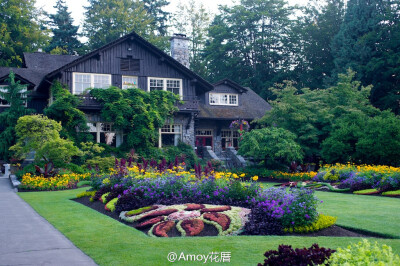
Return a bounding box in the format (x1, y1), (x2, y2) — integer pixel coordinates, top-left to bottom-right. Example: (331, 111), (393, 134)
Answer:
(0, 85), (28, 107)
(209, 93), (238, 106)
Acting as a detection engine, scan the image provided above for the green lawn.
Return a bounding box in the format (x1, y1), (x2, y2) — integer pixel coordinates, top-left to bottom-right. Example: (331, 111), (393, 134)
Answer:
(19, 187), (400, 266)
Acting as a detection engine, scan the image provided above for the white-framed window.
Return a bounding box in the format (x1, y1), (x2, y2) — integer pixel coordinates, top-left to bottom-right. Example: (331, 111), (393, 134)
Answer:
(209, 93), (238, 106)
(0, 85), (27, 107)
(195, 129), (213, 136)
(87, 122), (116, 147)
(159, 124), (182, 147)
(148, 77), (182, 97)
(221, 129), (240, 150)
(122, 76), (138, 89)
(73, 73), (111, 94)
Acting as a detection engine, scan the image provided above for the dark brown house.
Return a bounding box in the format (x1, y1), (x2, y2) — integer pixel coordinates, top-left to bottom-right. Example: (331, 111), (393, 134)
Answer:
(0, 31), (271, 162)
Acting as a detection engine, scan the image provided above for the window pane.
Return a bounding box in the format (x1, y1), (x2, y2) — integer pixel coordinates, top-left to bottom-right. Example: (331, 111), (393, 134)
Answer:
(93, 75), (111, 89)
(122, 76), (138, 89)
(209, 93), (218, 104)
(220, 95), (228, 104)
(166, 80), (180, 95)
(149, 78), (163, 91)
(74, 74), (91, 94)
(229, 95), (237, 105)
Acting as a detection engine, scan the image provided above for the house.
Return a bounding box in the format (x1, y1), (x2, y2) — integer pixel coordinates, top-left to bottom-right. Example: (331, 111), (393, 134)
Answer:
(0, 31), (271, 163)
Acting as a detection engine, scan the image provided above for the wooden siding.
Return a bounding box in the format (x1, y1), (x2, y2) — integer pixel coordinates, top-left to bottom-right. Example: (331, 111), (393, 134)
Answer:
(59, 39), (197, 99)
(203, 84), (242, 106)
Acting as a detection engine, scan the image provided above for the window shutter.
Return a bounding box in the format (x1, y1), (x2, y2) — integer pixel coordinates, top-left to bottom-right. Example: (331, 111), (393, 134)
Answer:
(120, 58), (140, 71)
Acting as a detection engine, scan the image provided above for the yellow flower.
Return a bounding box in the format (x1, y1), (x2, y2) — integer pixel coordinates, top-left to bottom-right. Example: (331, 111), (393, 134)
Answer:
(252, 175), (259, 181)
(240, 173), (245, 177)
(232, 173), (239, 179)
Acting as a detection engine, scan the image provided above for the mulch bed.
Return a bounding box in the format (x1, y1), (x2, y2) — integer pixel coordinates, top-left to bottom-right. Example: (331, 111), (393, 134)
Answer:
(72, 196), (376, 238)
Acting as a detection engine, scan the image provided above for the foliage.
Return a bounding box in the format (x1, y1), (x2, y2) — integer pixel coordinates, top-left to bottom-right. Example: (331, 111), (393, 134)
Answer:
(34, 162), (58, 178)
(83, 0), (167, 51)
(258, 244), (335, 266)
(0, 0), (49, 66)
(203, 0), (295, 97)
(330, 0), (400, 114)
(174, 0), (210, 76)
(10, 115), (82, 167)
(232, 167), (316, 181)
(44, 82), (91, 144)
(45, 0), (82, 54)
(142, 0), (170, 36)
(19, 172), (90, 191)
(328, 239), (400, 266)
(86, 156), (115, 172)
(76, 190), (96, 198)
(353, 188), (380, 195)
(80, 142), (105, 162)
(314, 163), (400, 193)
(382, 190), (400, 196)
(284, 214), (337, 233)
(238, 127), (303, 168)
(90, 87), (178, 154)
(105, 197), (118, 212)
(244, 207), (283, 236)
(0, 72), (34, 160)
(163, 141), (198, 168)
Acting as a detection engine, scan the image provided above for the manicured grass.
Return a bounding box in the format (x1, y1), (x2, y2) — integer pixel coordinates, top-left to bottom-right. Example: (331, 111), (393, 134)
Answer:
(316, 191), (400, 238)
(19, 188), (400, 266)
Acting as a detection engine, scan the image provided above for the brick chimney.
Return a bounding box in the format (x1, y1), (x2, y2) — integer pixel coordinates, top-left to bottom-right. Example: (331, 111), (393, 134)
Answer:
(170, 33), (190, 69)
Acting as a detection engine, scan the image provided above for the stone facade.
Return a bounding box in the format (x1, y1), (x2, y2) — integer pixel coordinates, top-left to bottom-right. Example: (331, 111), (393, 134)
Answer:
(170, 34), (190, 69)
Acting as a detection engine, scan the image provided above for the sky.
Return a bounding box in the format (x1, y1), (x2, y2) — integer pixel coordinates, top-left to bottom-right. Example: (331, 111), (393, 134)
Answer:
(35, 0), (307, 30)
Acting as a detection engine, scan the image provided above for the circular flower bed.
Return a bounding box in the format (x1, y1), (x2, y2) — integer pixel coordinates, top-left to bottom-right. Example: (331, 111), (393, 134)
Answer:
(120, 203), (251, 237)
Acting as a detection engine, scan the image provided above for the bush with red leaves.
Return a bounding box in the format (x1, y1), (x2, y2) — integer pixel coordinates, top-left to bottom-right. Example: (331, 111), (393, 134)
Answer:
(244, 207), (283, 235)
(258, 244), (335, 266)
(137, 209), (179, 222)
(203, 213), (231, 231)
(94, 186), (112, 201)
(200, 206), (231, 213)
(135, 217), (165, 228)
(152, 221), (175, 237)
(181, 219), (204, 236)
(105, 185), (125, 202)
(185, 204), (205, 211)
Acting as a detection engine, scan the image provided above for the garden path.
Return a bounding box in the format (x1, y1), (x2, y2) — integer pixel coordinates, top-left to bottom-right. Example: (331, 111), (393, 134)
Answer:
(0, 174), (97, 265)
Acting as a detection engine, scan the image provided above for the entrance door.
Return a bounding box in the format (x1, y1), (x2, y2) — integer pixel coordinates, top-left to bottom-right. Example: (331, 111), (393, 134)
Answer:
(195, 136), (213, 157)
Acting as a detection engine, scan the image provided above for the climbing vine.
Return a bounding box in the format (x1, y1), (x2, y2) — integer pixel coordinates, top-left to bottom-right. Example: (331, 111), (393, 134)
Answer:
(90, 87), (179, 153)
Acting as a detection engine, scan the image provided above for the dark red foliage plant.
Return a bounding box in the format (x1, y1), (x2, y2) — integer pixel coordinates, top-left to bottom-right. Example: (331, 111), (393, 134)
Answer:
(185, 204), (205, 211)
(201, 206), (231, 213)
(203, 213), (231, 231)
(135, 217), (164, 228)
(137, 209), (178, 222)
(258, 244), (335, 266)
(152, 221), (175, 237)
(181, 219), (204, 236)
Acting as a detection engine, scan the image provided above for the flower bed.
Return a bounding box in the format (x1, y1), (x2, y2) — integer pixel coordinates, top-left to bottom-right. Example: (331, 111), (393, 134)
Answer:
(118, 203), (250, 237)
(19, 172), (91, 191)
(312, 164), (400, 196)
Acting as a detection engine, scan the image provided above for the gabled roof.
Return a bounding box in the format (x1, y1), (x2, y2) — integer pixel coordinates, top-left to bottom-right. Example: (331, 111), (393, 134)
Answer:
(46, 31), (214, 92)
(0, 67), (48, 89)
(213, 78), (248, 93)
(198, 87), (271, 120)
(23, 52), (79, 72)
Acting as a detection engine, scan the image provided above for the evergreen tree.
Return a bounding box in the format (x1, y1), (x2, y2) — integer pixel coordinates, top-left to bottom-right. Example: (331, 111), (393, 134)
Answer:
(0, 0), (49, 67)
(203, 0), (295, 99)
(330, 0), (400, 113)
(83, 0), (167, 51)
(46, 0), (82, 55)
(174, 0), (211, 75)
(292, 0), (345, 89)
(142, 0), (170, 36)
(0, 72), (34, 160)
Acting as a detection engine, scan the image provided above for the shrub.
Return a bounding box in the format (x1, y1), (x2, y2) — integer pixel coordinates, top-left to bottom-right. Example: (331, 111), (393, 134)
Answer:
(382, 189), (400, 196)
(86, 156), (115, 172)
(105, 197), (118, 212)
(353, 188), (380, 195)
(164, 141), (198, 168)
(284, 214), (337, 233)
(76, 191), (96, 198)
(244, 207), (283, 235)
(328, 239), (400, 265)
(258, 244), (335, 266)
